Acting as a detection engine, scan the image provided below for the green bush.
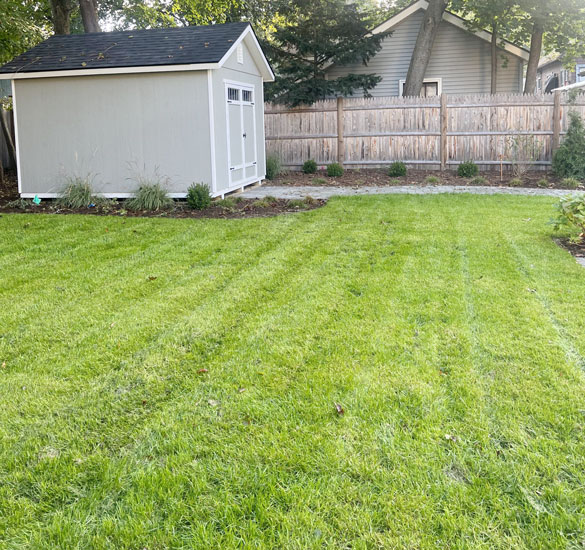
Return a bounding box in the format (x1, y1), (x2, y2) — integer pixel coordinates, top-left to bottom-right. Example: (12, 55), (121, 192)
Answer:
(554, 194), (585, 242)
(425, 175), (440, 184)
(288, 199), (307, 209)
(266, 155), (281, 180)
(126, 183), (174, 211)
(388, 162), (407, 177)
(553, 111), (585, 180)
(458, 161), (479, 178)
(187, 183), (212, 210)
(253, 196), (278, 208)
(537, 178), (549, 188)
(57, 176), (105, 208)
(327, 163), (344, 177)
(509, 178), (523, 187)
(469, 176), (487, 185)
(302, 160), (317, 174)
(561, 177), (581, 189)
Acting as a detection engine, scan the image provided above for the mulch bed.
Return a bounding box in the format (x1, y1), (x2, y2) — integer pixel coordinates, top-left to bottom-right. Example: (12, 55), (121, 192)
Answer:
(271, 169), (582, 190)
(0, 171), (324, 219)
(556, 238), (585, 259)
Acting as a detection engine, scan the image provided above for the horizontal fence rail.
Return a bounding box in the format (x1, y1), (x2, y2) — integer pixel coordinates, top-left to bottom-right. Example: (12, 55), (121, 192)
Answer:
(264, 92), (585, 171)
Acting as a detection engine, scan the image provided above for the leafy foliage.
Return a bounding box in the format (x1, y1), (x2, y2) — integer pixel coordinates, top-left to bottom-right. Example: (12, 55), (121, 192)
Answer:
(458, 161), (479, 178)
(561, 177), (581, 189)
(126, 183), (174, 211)
(388, 161), (407, 177)
(509, 177), (523, 187)
(266, 155), (281, 180)
(187, 183), (212, 210)
(302, 159), (318, 174)
(553, 112), (585, 181)
(263, 0), (387, 106)
(327, 163), (344, 177)
(554, 194), (585, 242)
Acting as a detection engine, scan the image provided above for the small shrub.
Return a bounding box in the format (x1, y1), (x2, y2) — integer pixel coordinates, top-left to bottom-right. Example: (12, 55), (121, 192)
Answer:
(266, 155), (282, 180)
(537, 178), (549, 188)
(303, 195), (317, 206)
(253, 196), (278, 208)
(553, 111), (585, 180)
(313, 177), (327, 185)
(288, 199), (307, 209)
(388, 161), (407, 177)
(561, 177), (581, 189)
(4, 198), (33, 210)
(215, 197), (237, 210)
(126, 183), (173, 211)
(389, 179), (402, 186)
(327, 163), (344, 177)
(425, 175), (440, 184)
(469, 176), (487, 185)
(554, 194), (585, 242)
(509, 178), (523, 187)
(187, 183), (212, 210)
(57, 175), (105, 208)
(302, 159), (317, 174)
(458, 161), (479, 178)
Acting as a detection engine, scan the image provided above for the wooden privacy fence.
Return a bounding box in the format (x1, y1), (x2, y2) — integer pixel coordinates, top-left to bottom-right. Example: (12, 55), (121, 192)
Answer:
(264, 92), (585, 171)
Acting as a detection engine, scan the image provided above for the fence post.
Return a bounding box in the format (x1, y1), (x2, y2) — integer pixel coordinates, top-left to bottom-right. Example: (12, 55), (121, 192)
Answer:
(552, 90), (562, 154)
(440, 94), (448, 171)
(337, 96), (344, 166)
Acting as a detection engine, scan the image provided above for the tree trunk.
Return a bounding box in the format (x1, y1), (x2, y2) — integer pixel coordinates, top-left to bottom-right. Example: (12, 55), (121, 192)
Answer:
(51, 0), (72, 34)
(491, 21), (498, 94)
(0, 109), (16, 169)
(79, 0), (101, 32)
(524, 20), (544, 94)
(403, 0), (447, 97)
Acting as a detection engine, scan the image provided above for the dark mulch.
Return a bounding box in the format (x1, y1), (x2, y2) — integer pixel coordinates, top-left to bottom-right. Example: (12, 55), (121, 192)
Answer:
(556, 238), (585, 259)
(270, 169), (583, 190)
(0, 171), (324, 218)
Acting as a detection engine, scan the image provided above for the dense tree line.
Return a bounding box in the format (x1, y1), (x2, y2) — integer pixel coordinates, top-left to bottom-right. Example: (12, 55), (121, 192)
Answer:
(0, 0), (584, 103)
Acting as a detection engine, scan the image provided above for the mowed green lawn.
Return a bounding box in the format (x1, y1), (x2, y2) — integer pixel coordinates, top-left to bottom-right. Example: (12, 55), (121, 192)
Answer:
(1, 195), (585, 549)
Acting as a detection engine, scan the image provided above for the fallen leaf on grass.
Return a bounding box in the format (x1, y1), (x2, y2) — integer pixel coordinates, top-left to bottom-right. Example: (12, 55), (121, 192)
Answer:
(445, 434), (458, 442)
(334, 403), (345, 416)
(527, 288), (536, 293)
(1, 362), (5, 369)
(238, 387), (246, 393)
(197, 368), (208, 374)
(208, 399), (220, 407)
(147, 276), (158, 281)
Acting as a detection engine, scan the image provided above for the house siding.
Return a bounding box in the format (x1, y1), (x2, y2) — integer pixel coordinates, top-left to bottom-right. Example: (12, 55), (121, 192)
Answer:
(326, 9), (524, 97)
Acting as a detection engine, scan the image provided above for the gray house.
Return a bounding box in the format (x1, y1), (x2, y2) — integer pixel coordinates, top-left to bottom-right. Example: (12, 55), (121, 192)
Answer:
(537, 55), (585, 93)
(326, 0), (529, 97)
(0, 23), (274, 198)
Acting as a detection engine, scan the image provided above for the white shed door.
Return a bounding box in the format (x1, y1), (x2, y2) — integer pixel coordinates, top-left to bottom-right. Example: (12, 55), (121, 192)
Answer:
(226, 83), (257, 187)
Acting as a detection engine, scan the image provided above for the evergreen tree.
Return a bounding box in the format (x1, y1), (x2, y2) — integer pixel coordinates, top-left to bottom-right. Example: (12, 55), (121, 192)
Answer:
(263, 0), (387, 107)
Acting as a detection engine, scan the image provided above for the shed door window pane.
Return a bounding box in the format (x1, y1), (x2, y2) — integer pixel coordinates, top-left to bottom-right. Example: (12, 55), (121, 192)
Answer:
(228, 88), (240, 101)
(242, 89), (253, 103)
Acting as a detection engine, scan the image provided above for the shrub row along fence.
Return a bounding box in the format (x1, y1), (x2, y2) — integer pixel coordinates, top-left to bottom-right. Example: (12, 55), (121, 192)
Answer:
(0, 108), (16, 173)
(264, 91), (585, 171)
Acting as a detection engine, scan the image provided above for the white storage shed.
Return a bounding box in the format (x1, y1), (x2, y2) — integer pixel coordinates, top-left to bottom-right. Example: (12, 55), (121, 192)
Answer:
(0, 23), (274, 198)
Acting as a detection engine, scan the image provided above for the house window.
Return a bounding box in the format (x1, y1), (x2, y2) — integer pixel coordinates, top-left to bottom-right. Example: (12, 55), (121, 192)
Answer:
(242, 89), (253, 103)
(227, 87), (240, 101)
(399, 78), (442, 97)
(577, 64), (585, 83)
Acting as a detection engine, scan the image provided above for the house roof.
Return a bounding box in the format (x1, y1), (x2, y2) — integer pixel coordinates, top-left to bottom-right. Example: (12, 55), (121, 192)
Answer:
(369, 0), (530, 61)
(0, 22), (274, 81)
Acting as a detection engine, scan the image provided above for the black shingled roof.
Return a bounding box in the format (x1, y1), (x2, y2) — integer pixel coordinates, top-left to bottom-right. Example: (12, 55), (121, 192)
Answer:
(0, 22), (251, 74)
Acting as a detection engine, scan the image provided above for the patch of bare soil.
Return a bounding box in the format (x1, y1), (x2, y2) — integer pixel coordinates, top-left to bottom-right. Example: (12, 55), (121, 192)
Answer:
(271, 169), (582, 190)
(555, 237), (585, 259)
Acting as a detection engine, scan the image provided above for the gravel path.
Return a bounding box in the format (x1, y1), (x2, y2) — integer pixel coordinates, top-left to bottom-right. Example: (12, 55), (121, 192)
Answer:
(243, 185), (583, 199)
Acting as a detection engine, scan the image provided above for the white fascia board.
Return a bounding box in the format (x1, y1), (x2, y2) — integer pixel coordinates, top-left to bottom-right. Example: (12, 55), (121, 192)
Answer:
(0, 62), (220, 80)
(217, 25), (275, 82)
